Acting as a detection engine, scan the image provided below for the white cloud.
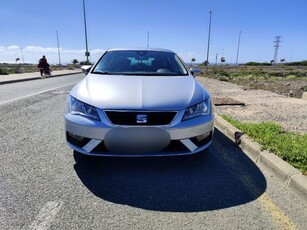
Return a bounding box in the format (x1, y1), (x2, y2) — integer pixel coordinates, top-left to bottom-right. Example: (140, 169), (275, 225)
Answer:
(0, 45), (106, 64)
(8, 45), (20, 50)
(187, 52), (196, 59)
(90, 49), (106, 54)
(23, 46), (49, 53)
(178, 51), (201, 63)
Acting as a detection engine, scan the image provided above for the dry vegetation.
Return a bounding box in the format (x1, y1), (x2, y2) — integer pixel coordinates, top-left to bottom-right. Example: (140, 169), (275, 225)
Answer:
(197, 65), (307, 98)
(0, 63), (77, 75)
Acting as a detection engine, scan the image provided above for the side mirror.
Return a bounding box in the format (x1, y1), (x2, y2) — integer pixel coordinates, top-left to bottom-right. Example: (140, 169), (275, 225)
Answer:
(81, 65), (92, 75)
(190, 68), (201, 77)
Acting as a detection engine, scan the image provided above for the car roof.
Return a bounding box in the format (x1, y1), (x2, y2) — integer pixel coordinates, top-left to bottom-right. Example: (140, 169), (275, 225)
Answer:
(106, 47), (175, 53)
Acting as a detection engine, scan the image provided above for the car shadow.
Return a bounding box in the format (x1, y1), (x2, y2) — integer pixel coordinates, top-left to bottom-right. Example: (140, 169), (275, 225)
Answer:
(73, 129), (267, 212)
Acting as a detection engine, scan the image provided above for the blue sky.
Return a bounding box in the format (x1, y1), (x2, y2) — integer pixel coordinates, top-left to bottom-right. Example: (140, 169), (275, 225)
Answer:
(1, 0), (306, 64)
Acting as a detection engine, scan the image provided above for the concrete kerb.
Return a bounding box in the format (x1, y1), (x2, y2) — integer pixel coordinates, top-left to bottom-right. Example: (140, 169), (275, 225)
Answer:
(214, 114), (307, 203)
(0, 71), (81, 85)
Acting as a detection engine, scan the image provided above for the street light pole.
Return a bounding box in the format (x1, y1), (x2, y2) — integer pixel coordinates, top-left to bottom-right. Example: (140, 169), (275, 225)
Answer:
(56, 31), (61, 66)
(206, 10), (212, 72)
(20, 47), (24, 64)
(236, 31), (242, 66)
(83, 0), (90, 64)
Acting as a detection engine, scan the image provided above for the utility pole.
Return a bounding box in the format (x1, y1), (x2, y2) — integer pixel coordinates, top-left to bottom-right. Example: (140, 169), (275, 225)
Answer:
(236, 31), (242, 65)
(273, 36), (282, 64)
(147, 31), (149, 48)
(206, 10), (212, 72)
(215, 53), (218, 66)
(20, 47), (24, 64)
(56, 31), (61, 66)
(83, 0), (90, 64)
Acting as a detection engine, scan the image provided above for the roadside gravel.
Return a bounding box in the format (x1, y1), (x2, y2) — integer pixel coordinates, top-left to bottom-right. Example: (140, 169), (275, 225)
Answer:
(197, 76), (307, 134)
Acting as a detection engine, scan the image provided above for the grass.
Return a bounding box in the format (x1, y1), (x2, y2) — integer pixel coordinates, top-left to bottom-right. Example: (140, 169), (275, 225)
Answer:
(221, 115), (307, 175)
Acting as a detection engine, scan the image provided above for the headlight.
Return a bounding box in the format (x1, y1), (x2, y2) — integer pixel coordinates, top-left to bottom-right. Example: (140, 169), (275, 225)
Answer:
(67, 95), (100, 121)
(182, 98), (211, 121)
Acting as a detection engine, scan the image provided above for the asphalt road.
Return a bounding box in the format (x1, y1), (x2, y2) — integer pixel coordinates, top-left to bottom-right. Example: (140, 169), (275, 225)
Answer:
(0, 73), (83, 104)
(0, 74), (306, 229)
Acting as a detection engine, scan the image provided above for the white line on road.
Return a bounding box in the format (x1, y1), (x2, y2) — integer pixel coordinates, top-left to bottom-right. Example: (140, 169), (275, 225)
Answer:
(27, 201), (63, 230)
(0, 83), (75, 106)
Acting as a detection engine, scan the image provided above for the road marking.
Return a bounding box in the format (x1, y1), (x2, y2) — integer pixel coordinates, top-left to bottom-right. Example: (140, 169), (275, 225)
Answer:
(215, 141), (297, 229)
(258, 193), (296, 230)
(0, 83), (76, 106)
(238, 172), (296, 229)
(27, 201), (63, 230)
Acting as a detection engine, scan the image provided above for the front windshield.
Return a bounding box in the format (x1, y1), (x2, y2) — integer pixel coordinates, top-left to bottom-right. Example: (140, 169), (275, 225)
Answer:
(92, 50), (188, 76)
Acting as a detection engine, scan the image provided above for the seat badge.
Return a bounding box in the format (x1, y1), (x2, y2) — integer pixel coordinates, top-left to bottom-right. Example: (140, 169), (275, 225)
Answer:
(136, 114), (147, 124)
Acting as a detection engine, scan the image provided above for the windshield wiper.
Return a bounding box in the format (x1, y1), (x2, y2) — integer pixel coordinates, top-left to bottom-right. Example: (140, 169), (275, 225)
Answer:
(123, 72), (155, 76)
(93, 71), (113, 75)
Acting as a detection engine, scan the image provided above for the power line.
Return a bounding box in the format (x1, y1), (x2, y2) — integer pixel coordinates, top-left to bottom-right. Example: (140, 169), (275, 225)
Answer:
(273, 36), (282, 64)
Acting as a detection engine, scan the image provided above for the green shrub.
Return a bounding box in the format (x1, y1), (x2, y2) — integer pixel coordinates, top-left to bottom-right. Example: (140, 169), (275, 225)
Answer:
(245, 62), (271, 66)
(286, 75), (297, 79)
(0, 67), (14, 75)
(284, 61), (307, 66)
(213, 69), (230, 77)
(218, 76), (230, 82)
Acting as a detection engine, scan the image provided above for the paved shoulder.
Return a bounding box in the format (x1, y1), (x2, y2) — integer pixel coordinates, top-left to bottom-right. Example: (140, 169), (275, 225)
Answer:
(197, 76), (307, 203)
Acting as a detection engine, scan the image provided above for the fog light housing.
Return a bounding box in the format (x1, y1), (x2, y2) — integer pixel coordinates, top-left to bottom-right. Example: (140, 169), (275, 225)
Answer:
(68, 132), (84, 142)
(66, 132), (91, 147)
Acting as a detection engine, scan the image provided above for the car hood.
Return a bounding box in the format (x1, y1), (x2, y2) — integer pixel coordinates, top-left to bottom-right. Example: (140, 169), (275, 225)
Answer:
(70, 74), (209, 110)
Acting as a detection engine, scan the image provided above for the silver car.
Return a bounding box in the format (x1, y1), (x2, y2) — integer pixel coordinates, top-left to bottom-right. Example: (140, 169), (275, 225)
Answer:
(65, 48), (214, 156)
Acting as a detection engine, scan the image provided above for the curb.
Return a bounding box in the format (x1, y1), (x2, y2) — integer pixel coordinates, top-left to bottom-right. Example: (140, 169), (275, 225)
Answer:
(215, 114), (307, 203)
(0, 71), (81, 85)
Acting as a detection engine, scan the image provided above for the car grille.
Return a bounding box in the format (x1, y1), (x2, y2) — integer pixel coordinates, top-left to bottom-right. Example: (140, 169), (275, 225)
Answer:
(105, 111), (177, 126)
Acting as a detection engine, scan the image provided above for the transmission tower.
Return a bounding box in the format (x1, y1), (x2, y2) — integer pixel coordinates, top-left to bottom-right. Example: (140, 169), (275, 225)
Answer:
(273, 36), (282, 64)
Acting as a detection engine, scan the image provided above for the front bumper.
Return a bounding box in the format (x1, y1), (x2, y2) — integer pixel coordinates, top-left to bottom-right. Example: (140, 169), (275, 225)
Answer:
(65, 112), (214, 157)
